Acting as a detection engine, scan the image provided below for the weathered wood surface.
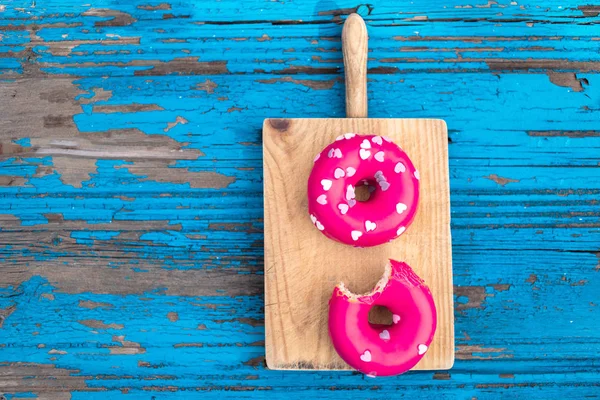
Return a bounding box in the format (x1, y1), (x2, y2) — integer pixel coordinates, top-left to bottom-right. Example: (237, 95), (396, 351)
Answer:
(0, 0), (599, 398)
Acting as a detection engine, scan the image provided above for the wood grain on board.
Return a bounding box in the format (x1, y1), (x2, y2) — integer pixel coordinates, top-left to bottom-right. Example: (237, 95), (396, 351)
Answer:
(264, 117), (453, 370)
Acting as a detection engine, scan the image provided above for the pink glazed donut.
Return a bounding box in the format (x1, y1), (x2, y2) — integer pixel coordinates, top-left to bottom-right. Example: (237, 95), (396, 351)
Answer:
(328, 260), (437, 377)
(307, 134), (419, 247)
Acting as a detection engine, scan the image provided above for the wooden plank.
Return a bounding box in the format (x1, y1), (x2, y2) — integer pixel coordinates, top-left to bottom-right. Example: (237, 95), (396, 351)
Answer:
(264, 118), (453, 370)
(0, 0), (599, 398)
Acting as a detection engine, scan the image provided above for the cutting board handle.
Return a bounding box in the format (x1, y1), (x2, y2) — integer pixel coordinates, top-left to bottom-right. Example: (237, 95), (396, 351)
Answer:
(342, 13), (368, 118)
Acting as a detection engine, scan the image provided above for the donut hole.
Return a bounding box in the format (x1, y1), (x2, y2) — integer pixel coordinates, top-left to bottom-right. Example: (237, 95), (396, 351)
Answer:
(355, 180), (377, 202)
(368, 305), (394, 326)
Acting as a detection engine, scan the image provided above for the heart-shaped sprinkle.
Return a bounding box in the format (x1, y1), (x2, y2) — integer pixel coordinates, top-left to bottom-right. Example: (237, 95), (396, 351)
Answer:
(336, 135), (344, 141)
(379, 181), (390, 191)
(351, 230), (362, 241)
(348, 199), (357, 207)
(396, 203), (407, 214)
(383, 136), (392, 142)
(414, 170), (420, 180)
(359, 149), (371, 160)
(374, 170), (384, 180)
(394, 162), (406, 173)
(374, 151), (385, 162)
(346, 185), (355, 201)
(392, 314), (401, 324)
(360, 139), (371, 149)
(321, 179), (332, 191)
(365, 220), (376, 232)
(372, 136), (383, 145)
(360, 350), (372, 362)
(317, 194), (327, 205)
(316, 221), (324, 231)
(346, 167), (356, 177)
(344, 133), (356, 139)
(396, 226), (406, 236)
(417, 344), (428, 355)
(379, 330), (390, 341)
(314, 153), (320, 162)
(327, 149), (334, 158)
(338, 203), (349, 215)
(334, 168), (345, 179)
(334, 148), (343, 158)
(310, 214), (317, 224)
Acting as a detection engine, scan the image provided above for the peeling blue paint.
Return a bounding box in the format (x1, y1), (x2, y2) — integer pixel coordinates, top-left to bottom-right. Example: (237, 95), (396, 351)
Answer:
(1, 0), (599, 397)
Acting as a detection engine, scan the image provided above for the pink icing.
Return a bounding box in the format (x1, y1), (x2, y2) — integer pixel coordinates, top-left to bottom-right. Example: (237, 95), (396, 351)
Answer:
(307, 134), (419, 247)
(328, 260), (437, 377)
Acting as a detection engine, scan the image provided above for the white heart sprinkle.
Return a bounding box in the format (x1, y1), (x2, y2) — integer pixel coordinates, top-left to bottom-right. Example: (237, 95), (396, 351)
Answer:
(372, 136), (383, 145)
(360, 350), (372, 362)
(338, 204), (349, 215)
(346, 185), (355, 201)
(394, 162), (406, 173)
(316, 221), (324, 231)
(348, 199), (356, 207)
(379, 181), (390, 191)
(396, 226), (406, 236)
(374, 151), (385, 162)
(360, 139), (371, 149)
(414, 170), (420, 180)
(396, 203), (407, 214)
(379, 330), (390, 341)
(310, 214), (317, 224)
(359, 149), (371, 160)
(351, 230), (362, 241)
(317, 195), (327, 205)
(383, 136), (392, 142)
(418, 344), (428, 355)
(334, 168), (345, 179)
(334, 148), (342, 158)
(336, 135), (344, 141)
(346, 167), (356, 177)
(327, 149), (334, 158)
(392, 314), (401, 324)
(365, 220), (376, 232)
(314, 153), (320, 162)
(374, 170), (384, 180)
(344, 133), (355, 139)
(321, 179), (332, 191)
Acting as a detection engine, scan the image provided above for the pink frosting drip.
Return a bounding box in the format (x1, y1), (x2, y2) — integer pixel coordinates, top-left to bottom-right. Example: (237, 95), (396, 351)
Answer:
(307, 134), (419, 247)
(328, 260), (437, 377)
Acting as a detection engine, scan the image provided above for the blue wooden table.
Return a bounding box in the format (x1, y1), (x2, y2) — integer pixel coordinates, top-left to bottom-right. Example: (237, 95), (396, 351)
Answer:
(1, 0), (599, 398)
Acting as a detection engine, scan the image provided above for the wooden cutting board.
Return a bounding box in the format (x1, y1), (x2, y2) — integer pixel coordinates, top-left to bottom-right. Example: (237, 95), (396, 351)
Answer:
(263, 14), (454, 371)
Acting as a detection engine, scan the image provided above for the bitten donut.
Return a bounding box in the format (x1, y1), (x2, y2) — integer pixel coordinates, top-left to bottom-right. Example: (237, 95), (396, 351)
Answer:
(328, 260), (436, 377)
(307, 134), (419, 247)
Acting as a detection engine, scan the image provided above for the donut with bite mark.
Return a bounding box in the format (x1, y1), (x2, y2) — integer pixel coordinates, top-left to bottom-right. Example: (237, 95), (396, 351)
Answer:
(328, 259), (437, 377)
